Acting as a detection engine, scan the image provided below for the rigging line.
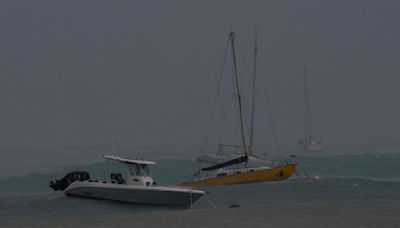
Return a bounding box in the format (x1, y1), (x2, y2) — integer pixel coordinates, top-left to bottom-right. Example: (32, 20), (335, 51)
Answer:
(237, 31), (258, 154)
(236, 40), (254, 108)
(233, 35), (255, 137)
(229, 48), (244, 146)
(233, 30), (263, 155)
(201, 38), (230, 151)
(214, 37), (238, 144)
(205, 194), (217, 209)
(209, 95), (236, 146)
(235, 30), (257, 84)
(303, 66), (313, 138)
(235, 37), (257, 128)
(256, 76), (283, 155)
(206, 46), (237, 146)
(230, 32), (248, 158)
(236, 52), (256, 153)
(236, 38), (256, 82)
(217, 92), (237, 144)
(208, 47), (238, 146)
(249, 25), (259, 154)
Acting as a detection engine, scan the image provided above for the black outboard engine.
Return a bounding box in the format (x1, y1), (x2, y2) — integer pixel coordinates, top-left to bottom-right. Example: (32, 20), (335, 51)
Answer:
(49, 171), (90, 191)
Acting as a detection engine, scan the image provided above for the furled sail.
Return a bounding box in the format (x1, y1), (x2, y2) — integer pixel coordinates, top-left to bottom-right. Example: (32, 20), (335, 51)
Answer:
(201, 155), (248, 171)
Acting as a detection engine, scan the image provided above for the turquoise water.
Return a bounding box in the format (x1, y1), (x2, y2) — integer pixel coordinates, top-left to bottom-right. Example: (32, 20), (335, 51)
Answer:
(1, 145), (400, 220)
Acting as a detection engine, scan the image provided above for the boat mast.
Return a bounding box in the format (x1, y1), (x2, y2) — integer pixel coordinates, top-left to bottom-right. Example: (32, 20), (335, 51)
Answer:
(249, 26), (258, 155)
(303, 66), (313, 139)
(229, 32), (248, 158)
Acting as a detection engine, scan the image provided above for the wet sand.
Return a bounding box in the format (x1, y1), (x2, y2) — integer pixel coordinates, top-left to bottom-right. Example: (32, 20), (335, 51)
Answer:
(2, 205), (399, 228)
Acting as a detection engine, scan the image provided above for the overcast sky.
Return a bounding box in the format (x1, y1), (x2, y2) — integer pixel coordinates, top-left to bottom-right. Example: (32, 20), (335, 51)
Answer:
(0, 0), (399, 147)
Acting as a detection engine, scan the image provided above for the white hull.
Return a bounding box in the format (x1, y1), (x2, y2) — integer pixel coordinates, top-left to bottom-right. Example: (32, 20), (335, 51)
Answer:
(65, 181), (205, 207)
(299, 135), (323, 152)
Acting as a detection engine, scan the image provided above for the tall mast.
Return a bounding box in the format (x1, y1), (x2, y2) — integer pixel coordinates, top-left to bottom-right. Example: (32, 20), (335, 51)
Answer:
(249, 26), (258, 154)
(229, 32), (247, 157)
(303, 66), (312, 138)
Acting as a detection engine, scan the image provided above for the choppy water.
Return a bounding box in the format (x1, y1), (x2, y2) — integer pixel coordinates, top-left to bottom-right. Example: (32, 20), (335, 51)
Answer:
(1, 143), (400, 221)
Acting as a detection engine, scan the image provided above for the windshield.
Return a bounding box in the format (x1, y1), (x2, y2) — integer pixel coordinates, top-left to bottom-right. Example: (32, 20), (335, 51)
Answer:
(130, 164), (151, 177)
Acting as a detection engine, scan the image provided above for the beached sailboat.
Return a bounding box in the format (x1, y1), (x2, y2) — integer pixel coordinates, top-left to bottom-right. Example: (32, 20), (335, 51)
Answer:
(181, 31), (297, 187)
(50, 155), (205, 207)
(299, 67), (323, 152)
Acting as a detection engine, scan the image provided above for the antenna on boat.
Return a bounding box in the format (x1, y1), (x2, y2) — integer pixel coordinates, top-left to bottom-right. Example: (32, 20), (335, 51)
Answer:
(114, 140), (121, 155)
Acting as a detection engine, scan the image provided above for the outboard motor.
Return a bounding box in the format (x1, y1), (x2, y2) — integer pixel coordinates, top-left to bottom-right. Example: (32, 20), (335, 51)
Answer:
(49, 171), (90, 191)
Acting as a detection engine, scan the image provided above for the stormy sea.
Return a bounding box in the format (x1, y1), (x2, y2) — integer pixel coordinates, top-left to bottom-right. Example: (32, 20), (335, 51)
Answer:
(1, 142), (399, 227)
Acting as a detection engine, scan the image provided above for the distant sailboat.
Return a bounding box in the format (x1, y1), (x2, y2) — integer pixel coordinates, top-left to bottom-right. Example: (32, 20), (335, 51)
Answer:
(299, 67), (323, 152)
(181, 31), (297, 187)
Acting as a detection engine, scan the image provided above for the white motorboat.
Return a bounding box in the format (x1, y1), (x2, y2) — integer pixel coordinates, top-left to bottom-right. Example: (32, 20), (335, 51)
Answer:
(50, 155), (205, 207)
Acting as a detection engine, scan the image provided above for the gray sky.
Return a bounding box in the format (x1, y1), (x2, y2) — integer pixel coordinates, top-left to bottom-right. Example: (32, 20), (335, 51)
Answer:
(0, 0), (399, 147)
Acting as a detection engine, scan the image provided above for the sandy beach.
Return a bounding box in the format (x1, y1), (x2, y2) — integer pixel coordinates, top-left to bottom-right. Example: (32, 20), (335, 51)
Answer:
(2, 205), (399, 228)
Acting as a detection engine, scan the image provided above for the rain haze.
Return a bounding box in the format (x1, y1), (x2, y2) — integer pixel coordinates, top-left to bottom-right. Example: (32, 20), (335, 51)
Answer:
(0, 0), (399, 149)
(2, 2), (400, 227)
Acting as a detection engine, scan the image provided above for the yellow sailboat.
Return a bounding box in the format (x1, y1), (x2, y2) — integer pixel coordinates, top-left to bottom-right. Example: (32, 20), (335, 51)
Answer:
(180, 30), (297, 187)
(180, 162), (297, 187)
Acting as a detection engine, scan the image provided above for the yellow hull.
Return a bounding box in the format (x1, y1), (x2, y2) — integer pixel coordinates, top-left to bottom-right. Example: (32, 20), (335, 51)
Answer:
(180, 163), (297, 187)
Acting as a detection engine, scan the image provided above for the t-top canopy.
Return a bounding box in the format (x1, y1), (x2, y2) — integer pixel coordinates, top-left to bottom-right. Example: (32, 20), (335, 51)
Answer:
(103, 155), (156, 165)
